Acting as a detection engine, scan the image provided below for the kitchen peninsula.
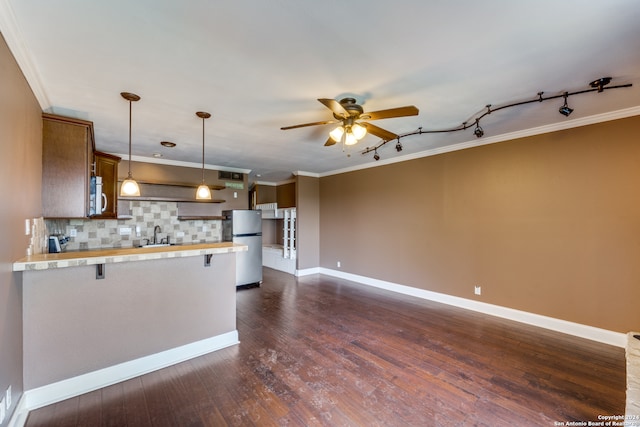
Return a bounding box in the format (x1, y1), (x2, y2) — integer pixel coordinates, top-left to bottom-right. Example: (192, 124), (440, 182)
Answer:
(13, 242), (247, 409)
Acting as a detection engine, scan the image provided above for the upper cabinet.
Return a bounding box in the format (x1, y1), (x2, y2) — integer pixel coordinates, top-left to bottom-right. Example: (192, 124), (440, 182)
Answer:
(42, 113), (95, 219)
(250, 182), (296, 209)
(93, 151), (121, 219)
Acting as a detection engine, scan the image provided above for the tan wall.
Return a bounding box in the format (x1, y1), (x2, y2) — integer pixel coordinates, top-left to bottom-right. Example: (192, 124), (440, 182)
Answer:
(22, 254), (236, 389)
(320, 116), (640, 333)
(297, 175), (320, 270)
(0, 33), (43, 413)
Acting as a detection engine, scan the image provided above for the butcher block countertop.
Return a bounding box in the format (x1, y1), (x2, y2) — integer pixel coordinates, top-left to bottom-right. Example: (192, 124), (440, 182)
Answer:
(13, 242), (247, 271)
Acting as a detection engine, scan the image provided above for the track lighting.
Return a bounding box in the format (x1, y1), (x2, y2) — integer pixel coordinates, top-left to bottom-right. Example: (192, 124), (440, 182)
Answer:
(473, 120), (484, 138)
(589, 77), (612, 93)
(361, 77), (631, 161)
(559, 92), (573, 117)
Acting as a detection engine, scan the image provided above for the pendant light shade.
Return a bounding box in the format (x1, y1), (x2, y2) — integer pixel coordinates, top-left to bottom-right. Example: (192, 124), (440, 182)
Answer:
(196, 111), (212, 200)
(120, 92), (141, 197)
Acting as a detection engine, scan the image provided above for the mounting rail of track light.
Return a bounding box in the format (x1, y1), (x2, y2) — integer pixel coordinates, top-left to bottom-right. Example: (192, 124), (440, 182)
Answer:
(362, 77), (632, 159)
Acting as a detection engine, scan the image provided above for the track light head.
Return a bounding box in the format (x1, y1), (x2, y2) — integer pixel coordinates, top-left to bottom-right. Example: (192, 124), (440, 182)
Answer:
(474, 120), (484, 138)
(373, 150), (380, 161)
(559, 105), (573, 117)
(395, 140), (402, 152)
(559, 92), (573, 117)
(589, 77), (612, 93)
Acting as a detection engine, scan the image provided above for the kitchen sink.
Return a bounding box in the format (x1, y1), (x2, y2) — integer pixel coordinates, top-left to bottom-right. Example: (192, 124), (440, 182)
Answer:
(137, 243), (180, 248)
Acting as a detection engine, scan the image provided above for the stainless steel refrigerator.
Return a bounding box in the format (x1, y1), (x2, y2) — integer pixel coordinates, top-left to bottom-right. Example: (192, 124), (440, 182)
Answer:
(222, 209), (263, 287)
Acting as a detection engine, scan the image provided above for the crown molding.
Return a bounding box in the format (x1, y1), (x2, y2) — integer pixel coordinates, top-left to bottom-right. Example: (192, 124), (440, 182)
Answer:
(0, 0), (51, 109)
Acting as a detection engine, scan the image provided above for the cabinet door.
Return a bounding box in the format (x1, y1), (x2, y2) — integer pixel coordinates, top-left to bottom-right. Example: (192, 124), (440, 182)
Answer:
(42, 115), (94, 218)
(94, 152), (121, 219)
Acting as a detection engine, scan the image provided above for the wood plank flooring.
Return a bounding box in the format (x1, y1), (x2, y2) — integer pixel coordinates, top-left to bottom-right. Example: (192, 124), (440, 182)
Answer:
(25, 268), (626, 426)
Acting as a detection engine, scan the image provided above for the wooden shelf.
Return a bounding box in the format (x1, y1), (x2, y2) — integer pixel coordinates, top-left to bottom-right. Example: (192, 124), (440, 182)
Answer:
(119, 196), (225, 203)
(119, 179), (226, 190)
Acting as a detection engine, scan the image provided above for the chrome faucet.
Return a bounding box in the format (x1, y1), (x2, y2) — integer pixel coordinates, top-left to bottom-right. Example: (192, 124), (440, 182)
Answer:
(153, 225), (161, 244)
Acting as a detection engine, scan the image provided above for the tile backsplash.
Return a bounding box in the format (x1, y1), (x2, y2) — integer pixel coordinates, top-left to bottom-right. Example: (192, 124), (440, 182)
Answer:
(45, 201), (222, 251)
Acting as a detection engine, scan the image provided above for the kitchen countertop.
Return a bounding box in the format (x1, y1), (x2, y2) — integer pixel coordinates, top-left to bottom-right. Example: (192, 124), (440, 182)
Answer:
(13, 242), (247, 271)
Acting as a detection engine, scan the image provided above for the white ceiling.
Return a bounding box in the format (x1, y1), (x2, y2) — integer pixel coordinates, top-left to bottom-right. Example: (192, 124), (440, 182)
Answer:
(2, 0), (640, 183)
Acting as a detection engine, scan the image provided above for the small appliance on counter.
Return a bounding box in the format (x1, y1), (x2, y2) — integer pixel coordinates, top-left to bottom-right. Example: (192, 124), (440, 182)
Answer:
(48, 235), (69, 253)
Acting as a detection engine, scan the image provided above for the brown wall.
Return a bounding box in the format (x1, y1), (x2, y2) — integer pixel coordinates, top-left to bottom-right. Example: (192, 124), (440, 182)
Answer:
(254, 183), (276, 205)
(320, 116), (640, 333)
(0, 33), (43, 414)
(297, 175), (320, 270)
(276, 182), (296, 208)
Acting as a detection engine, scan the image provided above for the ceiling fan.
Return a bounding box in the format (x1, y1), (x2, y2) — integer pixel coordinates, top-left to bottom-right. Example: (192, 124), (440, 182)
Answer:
(281, 98), (419, 147)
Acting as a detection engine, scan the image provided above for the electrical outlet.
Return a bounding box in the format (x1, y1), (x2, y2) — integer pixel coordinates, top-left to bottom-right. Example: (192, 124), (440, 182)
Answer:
(176, 231), (185, 238)
(119, 227), (132, 236)
(474, 286), (482, 295)
(337, 261), (341, 268)
(6, 385), (11, 408)
(25, 219), (31, 235)
(69, 228), (77, 237)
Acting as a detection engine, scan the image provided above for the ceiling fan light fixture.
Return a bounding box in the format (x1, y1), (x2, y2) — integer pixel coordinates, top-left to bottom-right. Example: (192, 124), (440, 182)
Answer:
(195, 111), (212, 201)
(329, 126), (344, 143)
(351, 123), (367, 140)
(120, 92), (141, 197)
(344, 131), (358, 146)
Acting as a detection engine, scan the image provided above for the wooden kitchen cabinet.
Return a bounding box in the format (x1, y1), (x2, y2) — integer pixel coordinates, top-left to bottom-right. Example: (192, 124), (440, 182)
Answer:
(42, 113), (95, 218)
(93, 151), (120, 219)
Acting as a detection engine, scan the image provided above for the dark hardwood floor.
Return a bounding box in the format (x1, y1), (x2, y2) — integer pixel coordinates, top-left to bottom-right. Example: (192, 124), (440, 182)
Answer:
(25, 267), (625, 426)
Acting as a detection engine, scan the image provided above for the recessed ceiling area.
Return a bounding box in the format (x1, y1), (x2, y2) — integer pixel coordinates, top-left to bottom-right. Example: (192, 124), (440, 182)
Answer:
(1, 0), (639, 182)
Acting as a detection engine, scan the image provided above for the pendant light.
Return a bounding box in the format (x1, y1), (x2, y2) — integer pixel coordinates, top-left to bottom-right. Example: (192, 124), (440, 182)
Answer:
(120, 92), (141, 196)
(195, 111), (212, 200)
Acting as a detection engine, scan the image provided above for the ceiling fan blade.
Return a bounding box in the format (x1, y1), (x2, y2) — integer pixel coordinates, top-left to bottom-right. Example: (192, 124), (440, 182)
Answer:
(318, 98), (349, 118)
(281, 119), (340, 130)
(362, 122), (399, 141)
(324, 137), (337, 147)
(364, 106), (419, 121)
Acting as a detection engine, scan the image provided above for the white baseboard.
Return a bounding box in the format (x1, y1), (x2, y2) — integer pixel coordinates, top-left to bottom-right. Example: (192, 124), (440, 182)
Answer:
(11, 330), (239, 425)
(319, 268), (626, 348)
(296, 267), (320, 276)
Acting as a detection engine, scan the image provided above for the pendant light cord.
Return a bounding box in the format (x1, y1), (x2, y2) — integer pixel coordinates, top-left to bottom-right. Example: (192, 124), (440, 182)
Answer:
(201, 116), (205, 183)
(128, 100), (133, 178)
